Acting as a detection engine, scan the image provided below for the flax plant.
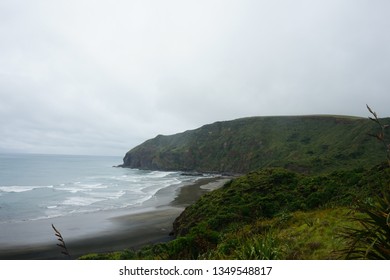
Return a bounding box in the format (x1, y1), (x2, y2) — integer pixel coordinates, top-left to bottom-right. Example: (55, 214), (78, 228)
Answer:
(52, 224), (71, 258)
(339, 106), (390, 259)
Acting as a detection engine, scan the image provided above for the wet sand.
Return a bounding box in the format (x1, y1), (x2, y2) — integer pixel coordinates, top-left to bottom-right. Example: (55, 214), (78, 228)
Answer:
(0, 177), (230, 259)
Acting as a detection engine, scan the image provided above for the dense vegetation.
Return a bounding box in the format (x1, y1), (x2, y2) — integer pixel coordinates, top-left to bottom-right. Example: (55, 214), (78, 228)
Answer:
(122, 115), (389, 174)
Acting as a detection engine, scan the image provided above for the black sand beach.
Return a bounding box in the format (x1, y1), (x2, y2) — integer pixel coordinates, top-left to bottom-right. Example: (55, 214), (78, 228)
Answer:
(0, 177), (230, 260)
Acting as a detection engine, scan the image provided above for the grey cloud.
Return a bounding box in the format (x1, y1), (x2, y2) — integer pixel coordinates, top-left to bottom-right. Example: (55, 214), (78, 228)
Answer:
(1, 0), (390, 155)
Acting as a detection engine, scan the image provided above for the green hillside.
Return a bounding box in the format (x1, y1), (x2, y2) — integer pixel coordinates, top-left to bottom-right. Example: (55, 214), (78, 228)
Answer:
(122, 115), (389, 174)
(171, 166), (388, 237)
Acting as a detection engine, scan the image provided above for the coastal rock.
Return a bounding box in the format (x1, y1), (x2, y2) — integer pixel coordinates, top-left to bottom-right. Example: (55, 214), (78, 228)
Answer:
(180, 172), (204, 177)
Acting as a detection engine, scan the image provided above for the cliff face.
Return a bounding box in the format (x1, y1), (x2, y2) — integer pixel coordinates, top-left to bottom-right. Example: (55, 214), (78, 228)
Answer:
(121, 115), (389, 174)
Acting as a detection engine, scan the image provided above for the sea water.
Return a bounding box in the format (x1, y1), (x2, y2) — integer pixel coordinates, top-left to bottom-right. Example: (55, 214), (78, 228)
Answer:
(0, 153), (200, 224)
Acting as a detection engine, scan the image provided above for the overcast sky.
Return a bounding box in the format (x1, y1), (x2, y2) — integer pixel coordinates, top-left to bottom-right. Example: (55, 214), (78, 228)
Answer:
(1, 0), (390, 156)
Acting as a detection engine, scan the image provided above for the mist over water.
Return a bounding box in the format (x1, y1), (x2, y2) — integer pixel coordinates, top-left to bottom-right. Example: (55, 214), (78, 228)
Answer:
(0, 154), (199, 224)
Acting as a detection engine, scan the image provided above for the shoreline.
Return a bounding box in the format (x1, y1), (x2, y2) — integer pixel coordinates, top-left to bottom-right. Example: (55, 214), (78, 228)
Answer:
(0, 176), (230, 260)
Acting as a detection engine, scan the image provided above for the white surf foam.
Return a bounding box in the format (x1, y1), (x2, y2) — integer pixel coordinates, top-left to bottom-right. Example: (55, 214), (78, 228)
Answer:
(0, 185), (53, 193)
(61, 196), (105, 206)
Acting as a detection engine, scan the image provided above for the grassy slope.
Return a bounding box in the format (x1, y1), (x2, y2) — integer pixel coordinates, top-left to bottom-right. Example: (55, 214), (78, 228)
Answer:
(122, 116), (389, 174)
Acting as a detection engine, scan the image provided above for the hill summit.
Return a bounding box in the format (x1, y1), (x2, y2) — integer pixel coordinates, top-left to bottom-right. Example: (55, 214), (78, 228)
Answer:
(121, 115), (388, 174)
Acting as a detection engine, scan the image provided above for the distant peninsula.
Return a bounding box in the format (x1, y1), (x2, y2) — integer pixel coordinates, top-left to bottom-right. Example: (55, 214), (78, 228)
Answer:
(120, 115), (388, 174)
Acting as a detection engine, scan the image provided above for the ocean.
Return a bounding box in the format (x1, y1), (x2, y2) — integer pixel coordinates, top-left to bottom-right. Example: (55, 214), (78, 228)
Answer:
(0, 153), (201, 225)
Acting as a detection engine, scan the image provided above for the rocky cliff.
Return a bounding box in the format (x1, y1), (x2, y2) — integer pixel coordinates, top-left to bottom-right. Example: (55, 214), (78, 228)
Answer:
(121, 115), (388, 174)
